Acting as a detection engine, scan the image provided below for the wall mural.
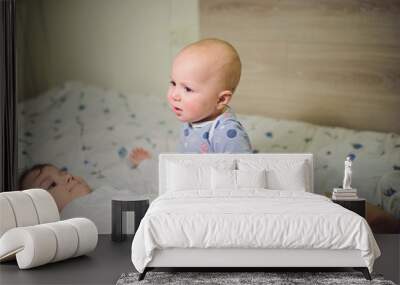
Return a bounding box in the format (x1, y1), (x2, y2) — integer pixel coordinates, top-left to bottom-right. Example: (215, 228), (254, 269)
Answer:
(16, 0), (400, 235)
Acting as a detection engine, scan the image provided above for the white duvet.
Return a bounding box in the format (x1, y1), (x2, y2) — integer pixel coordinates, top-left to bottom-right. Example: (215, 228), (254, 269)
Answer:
(131, 190), (380, 273)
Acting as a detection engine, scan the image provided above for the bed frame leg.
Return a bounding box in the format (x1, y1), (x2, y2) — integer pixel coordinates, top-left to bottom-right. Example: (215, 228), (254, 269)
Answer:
(138, 268), (148, 281)
(354, 267), (371, 280)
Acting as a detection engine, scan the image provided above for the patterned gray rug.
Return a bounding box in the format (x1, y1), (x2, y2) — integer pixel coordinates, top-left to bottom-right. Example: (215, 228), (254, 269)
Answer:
(116, 271), (396, 285)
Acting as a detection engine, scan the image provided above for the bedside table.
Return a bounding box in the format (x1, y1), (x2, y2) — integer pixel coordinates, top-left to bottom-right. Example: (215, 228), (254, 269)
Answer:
(111, 197), (149, 242)
(332, 198), (366, 218)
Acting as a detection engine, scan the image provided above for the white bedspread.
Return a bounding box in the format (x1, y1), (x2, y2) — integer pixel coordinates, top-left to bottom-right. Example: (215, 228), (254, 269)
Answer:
(131, 190), (380, 273)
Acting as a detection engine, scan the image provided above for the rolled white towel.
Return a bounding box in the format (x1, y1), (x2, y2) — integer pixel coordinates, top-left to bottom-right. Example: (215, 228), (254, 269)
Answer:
(64, 218), (98, 257)
(0, 218), (98, 269)
(0, 191), (39, 227)
(0, 196), (16, 237)
(23, 189), (60, 224)
(0, 225), (57, 268)
(41, 221), (79, 262)
(0, 189), (59, 238)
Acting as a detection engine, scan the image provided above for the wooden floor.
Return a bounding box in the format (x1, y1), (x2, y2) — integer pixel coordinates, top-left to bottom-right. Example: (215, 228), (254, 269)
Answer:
(0, 235), (133, 285)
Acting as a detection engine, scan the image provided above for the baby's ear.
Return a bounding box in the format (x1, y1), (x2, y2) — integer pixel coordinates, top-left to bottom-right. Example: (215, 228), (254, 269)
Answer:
(217, 90), (232, 109)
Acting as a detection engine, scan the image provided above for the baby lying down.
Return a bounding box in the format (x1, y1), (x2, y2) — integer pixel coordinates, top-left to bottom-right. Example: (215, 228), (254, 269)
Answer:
(19, 163), (156, 234)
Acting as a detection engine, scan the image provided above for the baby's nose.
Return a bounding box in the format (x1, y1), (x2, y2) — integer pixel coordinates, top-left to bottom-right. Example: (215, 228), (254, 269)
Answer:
(172, 91), (181, 101)
(64, 174), (73, 183)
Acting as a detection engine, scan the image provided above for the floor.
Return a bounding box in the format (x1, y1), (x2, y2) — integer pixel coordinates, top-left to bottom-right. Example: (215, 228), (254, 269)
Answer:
(0, 235), (134, 285)
(1, 234), (398, 285)
(373, 234), (400, 284)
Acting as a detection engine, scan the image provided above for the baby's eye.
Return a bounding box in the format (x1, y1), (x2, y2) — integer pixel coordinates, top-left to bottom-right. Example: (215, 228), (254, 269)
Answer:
(49, 182), (57, 189)
(169, 80), (176, 87)
(184, 86), (193, 93)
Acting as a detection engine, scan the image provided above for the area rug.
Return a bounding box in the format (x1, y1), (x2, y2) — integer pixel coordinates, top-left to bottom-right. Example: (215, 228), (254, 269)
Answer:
(116, 271), (396, 285)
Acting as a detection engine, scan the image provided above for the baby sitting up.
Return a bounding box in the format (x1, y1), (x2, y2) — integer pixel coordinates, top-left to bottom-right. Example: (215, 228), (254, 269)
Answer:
(130, 38), (252, 167)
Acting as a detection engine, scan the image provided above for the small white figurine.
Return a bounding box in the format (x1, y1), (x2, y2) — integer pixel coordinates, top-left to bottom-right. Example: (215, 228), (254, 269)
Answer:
(343, 156), (353, 189)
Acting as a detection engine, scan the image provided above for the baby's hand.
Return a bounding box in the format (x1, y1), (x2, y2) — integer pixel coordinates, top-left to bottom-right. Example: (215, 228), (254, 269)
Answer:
(129, 147), (151, 168)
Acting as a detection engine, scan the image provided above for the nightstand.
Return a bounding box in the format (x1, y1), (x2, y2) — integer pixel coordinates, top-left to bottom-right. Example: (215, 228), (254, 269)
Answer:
(111, 197), (149, 242)
(332, 198), (366, 218)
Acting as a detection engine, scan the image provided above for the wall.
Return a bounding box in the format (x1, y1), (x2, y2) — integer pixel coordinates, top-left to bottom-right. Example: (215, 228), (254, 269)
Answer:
(16, 0), (199, 101)
(200, 0), (400, 133)
(15, 1), (399, 283)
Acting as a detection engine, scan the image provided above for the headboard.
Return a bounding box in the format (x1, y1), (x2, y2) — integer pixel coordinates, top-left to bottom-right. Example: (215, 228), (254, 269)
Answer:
(200, 0), (400, 134)
(159, 153), (314, 195)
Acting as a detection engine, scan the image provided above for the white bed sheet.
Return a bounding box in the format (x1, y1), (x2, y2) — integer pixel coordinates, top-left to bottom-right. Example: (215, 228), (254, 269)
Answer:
(131, 190), (380, 273)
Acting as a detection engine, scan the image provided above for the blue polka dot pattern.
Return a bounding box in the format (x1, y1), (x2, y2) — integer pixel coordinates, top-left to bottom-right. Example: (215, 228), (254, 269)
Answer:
(177, 108), (252, 153)
(82, 145), (89, 151)
(227, 129), (237, 138)
(347, 153), (356, 161)
(352, 143), (363, 149)
(383, 188), (396, 197)
(265, 132), (273, 138)
(118, 146), (127, 158)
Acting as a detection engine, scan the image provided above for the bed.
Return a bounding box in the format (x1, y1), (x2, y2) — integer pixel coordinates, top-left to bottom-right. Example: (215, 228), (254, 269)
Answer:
(17, 81), (400, 234)
(131, 153), (380, 280)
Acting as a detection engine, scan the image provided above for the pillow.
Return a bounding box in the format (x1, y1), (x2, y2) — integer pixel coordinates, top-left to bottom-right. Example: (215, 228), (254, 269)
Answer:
(267, 167), (306, 191)
(211, 168), (267, 190)
(167, 162), (210, 191)
(211, 168), (236, 190)
(238, 159), (309, 191)
(166, 159), (235, 192)
(237, 169), (267, 189)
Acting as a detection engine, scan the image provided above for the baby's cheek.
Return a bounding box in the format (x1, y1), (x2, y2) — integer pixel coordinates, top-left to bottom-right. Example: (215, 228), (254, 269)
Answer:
(48, 188), (71, 210)
(184, 99), (204, 116)
(183, 102), (195, 114)
(166, 93), (174, 105)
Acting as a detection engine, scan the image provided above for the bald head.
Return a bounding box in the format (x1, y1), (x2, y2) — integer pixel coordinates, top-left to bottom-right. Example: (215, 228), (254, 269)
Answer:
(175, 38), (242, 92)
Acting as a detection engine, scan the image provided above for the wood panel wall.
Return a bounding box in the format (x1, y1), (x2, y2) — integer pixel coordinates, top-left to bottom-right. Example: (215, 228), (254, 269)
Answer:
(200, 0), (400, 134)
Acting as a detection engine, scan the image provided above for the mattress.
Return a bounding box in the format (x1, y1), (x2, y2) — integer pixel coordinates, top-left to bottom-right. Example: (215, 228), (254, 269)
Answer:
(18, 81), (400, 218)
(131, 190), (380, 273)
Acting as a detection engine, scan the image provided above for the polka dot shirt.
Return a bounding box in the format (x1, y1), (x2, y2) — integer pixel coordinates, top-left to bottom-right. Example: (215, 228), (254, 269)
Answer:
(178, 107), (252, 153)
